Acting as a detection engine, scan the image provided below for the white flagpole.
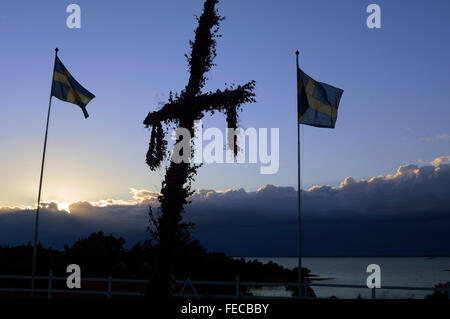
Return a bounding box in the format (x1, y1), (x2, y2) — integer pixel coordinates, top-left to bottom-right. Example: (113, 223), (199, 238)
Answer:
(296, 50), (304, 297)
(31, 47), (58, 297)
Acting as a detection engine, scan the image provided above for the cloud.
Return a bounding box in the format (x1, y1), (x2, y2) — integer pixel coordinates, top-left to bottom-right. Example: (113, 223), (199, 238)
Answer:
(1, 157), (450, 256)
(130, 188), (160, 203)
(430, 155), (450, 167)
(421, 133), (450, 142)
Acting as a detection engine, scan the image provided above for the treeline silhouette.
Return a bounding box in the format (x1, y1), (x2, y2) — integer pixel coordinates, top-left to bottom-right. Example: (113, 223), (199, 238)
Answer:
(0, 231), (315, 297)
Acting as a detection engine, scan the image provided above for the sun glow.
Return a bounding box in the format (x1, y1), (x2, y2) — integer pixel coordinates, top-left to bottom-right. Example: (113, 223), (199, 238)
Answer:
(56, 202), (71, 213)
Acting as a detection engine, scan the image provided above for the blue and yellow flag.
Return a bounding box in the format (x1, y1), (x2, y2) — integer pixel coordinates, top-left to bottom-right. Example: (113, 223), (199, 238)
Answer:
(297, 64), (343, 128)
(51, 56), (95, 118)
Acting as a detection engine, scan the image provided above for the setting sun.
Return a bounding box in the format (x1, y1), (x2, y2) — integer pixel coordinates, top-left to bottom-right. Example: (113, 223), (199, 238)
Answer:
(56, 202), (70, 213)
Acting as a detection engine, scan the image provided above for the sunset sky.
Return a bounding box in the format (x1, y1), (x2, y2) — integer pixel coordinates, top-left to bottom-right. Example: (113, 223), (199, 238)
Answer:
(1, 1), (449, 254)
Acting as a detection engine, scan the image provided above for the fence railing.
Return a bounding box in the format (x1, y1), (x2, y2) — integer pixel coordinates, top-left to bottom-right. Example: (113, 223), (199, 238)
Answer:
(0, 273), (448, 299)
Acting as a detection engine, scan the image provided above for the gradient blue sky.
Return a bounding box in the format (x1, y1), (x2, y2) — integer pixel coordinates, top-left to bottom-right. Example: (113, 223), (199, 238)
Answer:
(1, 0), (449, 207)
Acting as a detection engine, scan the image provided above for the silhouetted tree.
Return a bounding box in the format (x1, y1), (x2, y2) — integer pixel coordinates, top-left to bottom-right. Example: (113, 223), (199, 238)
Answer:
(143, 0), (256, 298)
(425, 283), (449, 299)
(66, 231), (126, 275)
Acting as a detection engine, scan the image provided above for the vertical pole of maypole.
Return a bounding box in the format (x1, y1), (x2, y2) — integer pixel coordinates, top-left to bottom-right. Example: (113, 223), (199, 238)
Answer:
(296, 50), (304, 298)
(31, 48), (58, 298)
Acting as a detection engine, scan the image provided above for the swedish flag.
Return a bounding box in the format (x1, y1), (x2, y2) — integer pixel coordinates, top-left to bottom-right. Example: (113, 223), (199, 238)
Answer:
(297, 64), (343, 128)
(51, 56), (95, 118)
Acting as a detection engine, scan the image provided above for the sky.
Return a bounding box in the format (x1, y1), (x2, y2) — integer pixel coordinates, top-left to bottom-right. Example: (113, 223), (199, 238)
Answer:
(0, 1), (449, 254)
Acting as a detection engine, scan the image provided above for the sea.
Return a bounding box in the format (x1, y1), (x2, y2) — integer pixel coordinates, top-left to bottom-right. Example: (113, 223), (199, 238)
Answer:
(243, 257), (450, 299)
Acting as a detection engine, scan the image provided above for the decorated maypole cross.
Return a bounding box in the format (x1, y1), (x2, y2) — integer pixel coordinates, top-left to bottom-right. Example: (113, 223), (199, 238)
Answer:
(143, 0), (256, 297)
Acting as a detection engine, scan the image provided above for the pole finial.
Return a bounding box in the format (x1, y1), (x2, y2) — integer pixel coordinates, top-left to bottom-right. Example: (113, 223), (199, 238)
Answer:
(55, 48), (59, 55)
(295, 50), (299, 56)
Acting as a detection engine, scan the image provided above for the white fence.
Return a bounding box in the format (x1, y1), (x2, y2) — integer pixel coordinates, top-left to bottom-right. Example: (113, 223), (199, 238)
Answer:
(0, 273), (448, 299)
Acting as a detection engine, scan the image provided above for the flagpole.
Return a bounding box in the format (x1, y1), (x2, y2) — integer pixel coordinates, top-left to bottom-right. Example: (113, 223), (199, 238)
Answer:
(31, 47), (58, 297)
(295, 50), (304, 297)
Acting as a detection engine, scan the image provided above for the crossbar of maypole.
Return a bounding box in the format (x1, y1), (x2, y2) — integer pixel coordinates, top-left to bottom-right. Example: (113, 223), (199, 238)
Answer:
(31, 48), (58, 297)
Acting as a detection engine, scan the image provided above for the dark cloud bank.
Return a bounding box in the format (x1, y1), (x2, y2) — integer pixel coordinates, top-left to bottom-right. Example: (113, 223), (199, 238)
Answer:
(1, 160), (449, 256)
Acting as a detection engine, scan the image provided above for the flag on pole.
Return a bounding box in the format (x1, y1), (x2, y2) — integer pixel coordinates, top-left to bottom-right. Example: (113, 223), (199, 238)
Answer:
(297, 66), (343, 128)
(294, 51), (344, 297)
(51, 56), (95, 118)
